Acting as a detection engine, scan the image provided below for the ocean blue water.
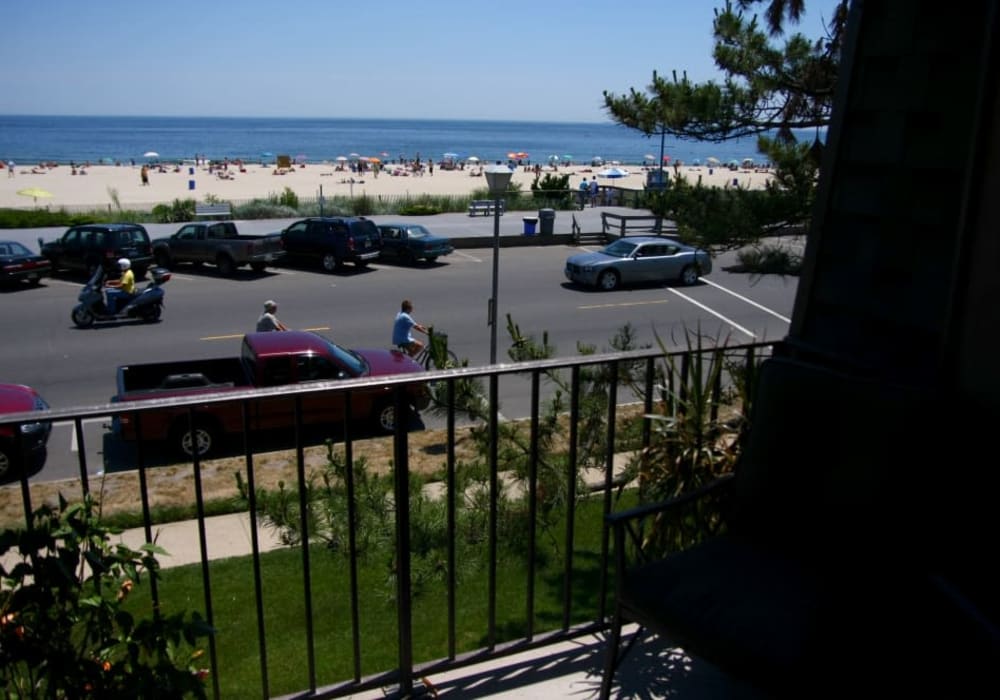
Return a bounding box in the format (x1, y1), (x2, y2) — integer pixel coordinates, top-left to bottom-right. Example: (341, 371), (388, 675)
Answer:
(0, 115), (773, 167)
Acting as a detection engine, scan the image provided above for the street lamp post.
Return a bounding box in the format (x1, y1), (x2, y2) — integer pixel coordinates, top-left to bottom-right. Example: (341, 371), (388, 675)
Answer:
(484, 164), (513, 364)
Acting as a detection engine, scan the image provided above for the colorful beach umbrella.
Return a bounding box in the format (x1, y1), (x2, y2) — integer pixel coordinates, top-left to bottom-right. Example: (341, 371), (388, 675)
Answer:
(17, 187), (53, 204)
(597, 167), (630, 178)
(143, 151), (159, 159)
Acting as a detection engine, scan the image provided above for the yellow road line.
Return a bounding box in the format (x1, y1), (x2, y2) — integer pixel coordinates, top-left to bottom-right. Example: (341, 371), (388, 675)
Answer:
(201, 326), (330, 341)
(578, 300), (670, 310)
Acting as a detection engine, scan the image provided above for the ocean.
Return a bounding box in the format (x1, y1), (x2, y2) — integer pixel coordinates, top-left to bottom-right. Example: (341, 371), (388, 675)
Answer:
(0, 115), (772, 168)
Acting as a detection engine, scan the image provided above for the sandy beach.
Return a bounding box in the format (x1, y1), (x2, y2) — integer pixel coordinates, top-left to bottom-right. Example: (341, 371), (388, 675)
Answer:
(0, 160), (774, 210)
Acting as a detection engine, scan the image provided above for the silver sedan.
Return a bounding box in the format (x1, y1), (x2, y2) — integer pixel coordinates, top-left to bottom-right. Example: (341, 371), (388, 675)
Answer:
(564, 236), (712, 290)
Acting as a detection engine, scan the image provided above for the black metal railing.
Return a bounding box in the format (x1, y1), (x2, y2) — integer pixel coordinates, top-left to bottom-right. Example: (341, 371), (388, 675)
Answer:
(0, 341), (776, 698)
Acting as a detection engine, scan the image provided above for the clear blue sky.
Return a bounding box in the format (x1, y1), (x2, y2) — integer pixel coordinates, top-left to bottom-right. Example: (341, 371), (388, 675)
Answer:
(0, 0), (844, 123)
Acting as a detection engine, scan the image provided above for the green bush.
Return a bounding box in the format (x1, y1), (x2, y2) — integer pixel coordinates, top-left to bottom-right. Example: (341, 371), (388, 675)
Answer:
(0, 208), (92, 228)
(0, 495), (214, 697)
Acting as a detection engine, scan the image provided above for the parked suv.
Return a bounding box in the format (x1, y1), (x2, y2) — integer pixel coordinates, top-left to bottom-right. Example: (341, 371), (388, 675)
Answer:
(279, 217), (381, 271)
(41, 223), (153, 277)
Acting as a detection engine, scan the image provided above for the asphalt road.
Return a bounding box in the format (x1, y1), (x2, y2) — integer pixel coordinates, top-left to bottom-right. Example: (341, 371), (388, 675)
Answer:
(1, 217), (802, 482)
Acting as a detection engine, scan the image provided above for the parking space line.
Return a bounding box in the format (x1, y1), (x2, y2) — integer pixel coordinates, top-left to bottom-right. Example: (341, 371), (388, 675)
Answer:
(667, 288), (757, 339)
(701, 279), (791, 323)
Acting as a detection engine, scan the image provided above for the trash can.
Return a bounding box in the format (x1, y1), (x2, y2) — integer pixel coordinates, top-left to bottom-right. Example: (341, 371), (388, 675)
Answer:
(188, 166), (195, 176)
(522, 216), (538, 235)
(188, 179), (195, 190)
(538, 208), (556, 235)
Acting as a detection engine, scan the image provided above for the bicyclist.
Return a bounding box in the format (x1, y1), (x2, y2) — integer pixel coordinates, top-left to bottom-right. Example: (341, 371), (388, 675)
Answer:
(392, 299), (428, 357)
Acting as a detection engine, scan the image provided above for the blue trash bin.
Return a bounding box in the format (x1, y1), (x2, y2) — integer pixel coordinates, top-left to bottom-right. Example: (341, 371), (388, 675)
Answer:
(188, 180), (195, 190)
(522, 216), (538, 235)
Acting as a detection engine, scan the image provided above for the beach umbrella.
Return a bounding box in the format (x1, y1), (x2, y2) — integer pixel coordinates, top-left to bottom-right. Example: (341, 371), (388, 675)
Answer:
(335, 156), (348, 162)
(548, 154), (560, 161)
(349, 153), (360, 159)
(562, 154), (573, 160)
(295, 154), (308, 163)
(706, 157), (721, 166)
(379, 151), (389, 157)
(261, 151), (274, 158)
(662, 155), (671, 162)
(17, 187), (53, 204)
(597, 167), (630, 178)
(443, 152), (458, 158)
(367, 156), (381, 163)
(466, 156), (480, 163)
(644, 154), (655, 161)
(143, 151), (159, 159)
(100, 157), (114, 164)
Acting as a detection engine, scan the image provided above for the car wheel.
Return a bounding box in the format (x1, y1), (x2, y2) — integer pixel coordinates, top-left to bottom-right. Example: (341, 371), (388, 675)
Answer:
(321, 253), (339, 272)
(425, 256), (438, 264)
(250, 262), (267, 273)
(0, 442), (12, 481)
(402, 250), (416, 265)
(71, 304), (95, 328)
(598, 270), (620, 291)
(373, 400), (396, 434)
(170, 418), (219, 458)
(154, 250), (171, 268)
(680, 265), (700, 286)
(216, 255), (236, 276)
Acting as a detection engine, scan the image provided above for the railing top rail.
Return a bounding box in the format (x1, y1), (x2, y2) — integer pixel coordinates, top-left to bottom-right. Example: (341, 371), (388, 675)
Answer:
(0, 341), (778, 427)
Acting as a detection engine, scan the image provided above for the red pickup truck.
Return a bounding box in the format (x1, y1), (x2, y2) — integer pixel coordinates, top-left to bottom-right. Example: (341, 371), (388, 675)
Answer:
(114, 331), (430, 457)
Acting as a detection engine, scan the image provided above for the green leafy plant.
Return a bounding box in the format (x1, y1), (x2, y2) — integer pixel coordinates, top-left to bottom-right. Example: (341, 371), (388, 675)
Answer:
(0, 494), (214, 698)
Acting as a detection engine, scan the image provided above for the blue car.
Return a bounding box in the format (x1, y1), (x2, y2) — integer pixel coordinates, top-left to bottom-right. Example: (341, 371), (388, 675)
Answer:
(376, 223), (454, 264)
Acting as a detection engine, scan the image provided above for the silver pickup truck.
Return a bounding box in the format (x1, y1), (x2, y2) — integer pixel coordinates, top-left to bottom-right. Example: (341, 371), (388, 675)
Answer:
(151, 221), (285, 275)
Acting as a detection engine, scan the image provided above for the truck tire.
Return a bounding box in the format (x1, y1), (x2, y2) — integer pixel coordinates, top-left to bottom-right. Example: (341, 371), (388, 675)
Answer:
(321, 253), (339, 272)
(170, 417), (220, 458)
(250, 262), (267, 273)
(216, 254), (236, 276)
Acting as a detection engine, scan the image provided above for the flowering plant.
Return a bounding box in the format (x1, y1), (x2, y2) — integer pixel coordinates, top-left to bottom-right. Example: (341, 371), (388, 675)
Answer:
(0, 494), (214, 698)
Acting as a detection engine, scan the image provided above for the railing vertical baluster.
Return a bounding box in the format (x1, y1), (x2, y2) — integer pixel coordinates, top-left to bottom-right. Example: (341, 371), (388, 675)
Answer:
(642, 356), (655, 451)
(15, 426), (31, 528)
(526, 369), (540, 640)
(343, 393), (363, 682)
(133, 412), (160, 608)
(290, 396), (317, 693)
(73, 416), (89, 495)
(487, 372), (499, 648)
(563, 365), (581, 630)
(239, 402), (270, 698)
(186, 406), (220, 700)
(392, 386), (414, 695)
(599, 361), (618, 621)
(446, 378), (457, 660)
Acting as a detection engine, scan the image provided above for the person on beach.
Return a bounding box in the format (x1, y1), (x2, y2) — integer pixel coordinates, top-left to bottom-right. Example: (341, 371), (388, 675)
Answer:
(140, 164), (150, 186)
(256, 300), (288, 332)
(6, 160), (12, 178)
(392, 299), (427, 357)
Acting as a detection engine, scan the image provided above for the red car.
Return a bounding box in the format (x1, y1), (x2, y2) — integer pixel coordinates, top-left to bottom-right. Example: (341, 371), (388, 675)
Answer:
(0, 383), (52, 480)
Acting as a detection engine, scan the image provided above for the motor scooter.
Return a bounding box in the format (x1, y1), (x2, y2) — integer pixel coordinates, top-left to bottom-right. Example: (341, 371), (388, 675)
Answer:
(71, 266), (171, 328)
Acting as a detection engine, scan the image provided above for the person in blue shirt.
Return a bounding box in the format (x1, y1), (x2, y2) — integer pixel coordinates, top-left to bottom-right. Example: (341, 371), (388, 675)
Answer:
(392, 299), (427, 356)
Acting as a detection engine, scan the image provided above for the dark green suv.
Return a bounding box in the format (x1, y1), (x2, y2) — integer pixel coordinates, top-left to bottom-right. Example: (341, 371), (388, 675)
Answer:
(41, 223), (153, 277)
(279, 217), (381, 271)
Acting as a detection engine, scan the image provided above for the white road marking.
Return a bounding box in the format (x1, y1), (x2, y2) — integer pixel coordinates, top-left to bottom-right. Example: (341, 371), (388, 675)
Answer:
(53, 417), (110, 453)
(667, 288), (757, 339)
(452, 250), (482, 262)
(701, 278), (791, 323)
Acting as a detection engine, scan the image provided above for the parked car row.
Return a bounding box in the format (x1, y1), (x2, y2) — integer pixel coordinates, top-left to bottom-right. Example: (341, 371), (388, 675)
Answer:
(26, 218), (457, 282)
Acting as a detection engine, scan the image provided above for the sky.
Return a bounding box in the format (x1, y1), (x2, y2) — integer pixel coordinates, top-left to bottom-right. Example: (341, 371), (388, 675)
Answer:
(0, 0), (845, 123)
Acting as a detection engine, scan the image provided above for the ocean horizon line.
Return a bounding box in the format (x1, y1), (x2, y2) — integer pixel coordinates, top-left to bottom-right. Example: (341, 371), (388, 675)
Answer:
(0, 113), (612, 127)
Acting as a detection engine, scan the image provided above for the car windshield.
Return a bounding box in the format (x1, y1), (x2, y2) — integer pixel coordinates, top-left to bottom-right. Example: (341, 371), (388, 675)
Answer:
(320, 336), (368, 376)
(1, 241), (32, 256)
(601, 240), (639, 258)
(405, 226), (431, 238)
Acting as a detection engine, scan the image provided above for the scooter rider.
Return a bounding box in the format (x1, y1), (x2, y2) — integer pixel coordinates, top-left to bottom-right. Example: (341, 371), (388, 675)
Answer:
(105, 258), (135, 314)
